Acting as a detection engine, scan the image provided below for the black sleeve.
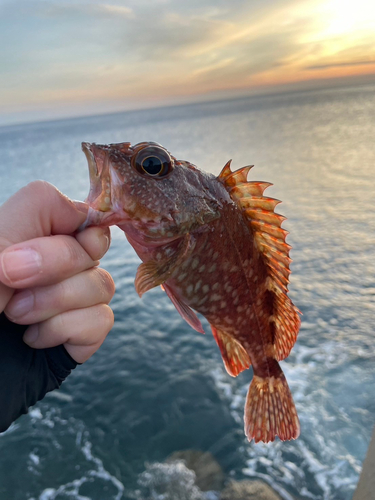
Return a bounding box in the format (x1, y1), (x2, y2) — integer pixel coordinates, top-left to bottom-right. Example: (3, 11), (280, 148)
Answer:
(0, 312), (78, 433)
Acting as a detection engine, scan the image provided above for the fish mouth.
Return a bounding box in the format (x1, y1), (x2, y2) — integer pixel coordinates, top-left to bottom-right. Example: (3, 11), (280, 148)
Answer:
(82, 141), (113, 219)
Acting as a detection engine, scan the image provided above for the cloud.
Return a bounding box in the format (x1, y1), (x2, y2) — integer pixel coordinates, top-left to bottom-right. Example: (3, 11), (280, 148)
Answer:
(1, 0), (375, 124)
(97, 4), (134, 18)
(306, 60), (375, 70)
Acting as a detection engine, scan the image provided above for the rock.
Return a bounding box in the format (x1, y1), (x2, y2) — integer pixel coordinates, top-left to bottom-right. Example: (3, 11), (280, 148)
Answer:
(166, 449), (225, 491)
(137, 461), (206, 500)
(220, 480), (282, 500)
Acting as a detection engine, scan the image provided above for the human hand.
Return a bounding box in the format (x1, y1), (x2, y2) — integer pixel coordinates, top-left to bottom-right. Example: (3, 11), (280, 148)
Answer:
(0, 181), (115, 363)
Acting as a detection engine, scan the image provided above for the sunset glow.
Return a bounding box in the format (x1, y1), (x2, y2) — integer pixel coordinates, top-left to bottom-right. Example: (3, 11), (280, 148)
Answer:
(0, 0), (374, 124)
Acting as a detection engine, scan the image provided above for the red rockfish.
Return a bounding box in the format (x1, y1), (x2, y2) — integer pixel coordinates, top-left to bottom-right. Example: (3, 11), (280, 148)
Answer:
(82, 141), (301, 443)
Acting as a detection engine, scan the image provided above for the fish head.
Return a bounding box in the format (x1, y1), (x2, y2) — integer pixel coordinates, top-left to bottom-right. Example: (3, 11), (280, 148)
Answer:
(82, 141), (223, 247)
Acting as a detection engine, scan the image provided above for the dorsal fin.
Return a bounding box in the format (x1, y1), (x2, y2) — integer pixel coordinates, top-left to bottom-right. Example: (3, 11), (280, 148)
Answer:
(218, 160), (300, 360)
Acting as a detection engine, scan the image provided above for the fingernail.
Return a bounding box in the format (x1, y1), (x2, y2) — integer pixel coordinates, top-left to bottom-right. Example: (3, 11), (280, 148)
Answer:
(103, 234), (110, 252)
(23, 325), (39, 344)
(7, 290), (34, 318)
(1, 248), (42, 283)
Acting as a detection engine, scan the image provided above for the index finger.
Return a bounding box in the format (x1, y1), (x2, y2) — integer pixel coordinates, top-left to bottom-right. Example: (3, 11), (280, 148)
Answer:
(0, 234), (98, 289)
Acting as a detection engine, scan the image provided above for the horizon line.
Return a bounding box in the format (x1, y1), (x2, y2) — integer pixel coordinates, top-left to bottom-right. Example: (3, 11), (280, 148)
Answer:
(1, 75), (375, 130)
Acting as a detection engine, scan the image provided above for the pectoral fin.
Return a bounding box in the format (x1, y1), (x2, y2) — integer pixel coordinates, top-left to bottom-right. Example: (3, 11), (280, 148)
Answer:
(134, 234), (194, 297)
(211, 325), (251, 377)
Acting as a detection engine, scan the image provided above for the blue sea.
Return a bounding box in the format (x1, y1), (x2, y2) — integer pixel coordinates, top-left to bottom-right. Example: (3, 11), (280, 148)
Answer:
(0, 84), (374, 500)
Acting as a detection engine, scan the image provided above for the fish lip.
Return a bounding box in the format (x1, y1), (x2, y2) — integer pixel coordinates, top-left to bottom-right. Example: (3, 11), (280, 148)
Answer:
(82, 142), (98, 177)
(82, 141), (113, 215)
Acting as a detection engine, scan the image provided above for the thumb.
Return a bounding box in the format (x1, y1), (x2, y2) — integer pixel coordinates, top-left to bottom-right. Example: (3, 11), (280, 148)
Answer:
(0, 181), (88, 311)
(0, 181), (88, 252)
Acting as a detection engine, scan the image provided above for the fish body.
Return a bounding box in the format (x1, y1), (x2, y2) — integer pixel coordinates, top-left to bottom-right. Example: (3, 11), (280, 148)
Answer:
(82, 141), (301, 443)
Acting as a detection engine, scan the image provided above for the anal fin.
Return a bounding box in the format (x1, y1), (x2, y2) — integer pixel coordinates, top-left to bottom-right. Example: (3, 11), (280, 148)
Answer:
(211, 326), (251, 377)
(162, 283), (204, 334)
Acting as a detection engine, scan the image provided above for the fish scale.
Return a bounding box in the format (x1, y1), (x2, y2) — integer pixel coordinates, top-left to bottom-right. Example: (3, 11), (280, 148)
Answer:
(82, 140), (301, 443)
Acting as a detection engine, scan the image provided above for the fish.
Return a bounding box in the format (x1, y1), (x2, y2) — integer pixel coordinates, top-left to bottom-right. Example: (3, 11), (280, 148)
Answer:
(82, 140), (301, 443)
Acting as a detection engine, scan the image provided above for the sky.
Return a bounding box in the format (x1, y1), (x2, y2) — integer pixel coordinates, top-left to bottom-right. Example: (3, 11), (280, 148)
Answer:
(1, 0), (375, 125)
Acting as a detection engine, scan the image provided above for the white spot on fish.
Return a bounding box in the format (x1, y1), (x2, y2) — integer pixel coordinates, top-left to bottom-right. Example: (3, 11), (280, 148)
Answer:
(212, 282), (219, 290)
(177, 272), (187, 282)
(181, 260), (190, 270)
(196, 296), (208, 306)
(213, 251), (219, 259)
(198, 264), (206, 273)
(208, 263), (217, 273)
(194, 280), (202, 293)
(191, 258), (199, 270)
(202, 284), (210, 294)
(186, 284), (193, 295)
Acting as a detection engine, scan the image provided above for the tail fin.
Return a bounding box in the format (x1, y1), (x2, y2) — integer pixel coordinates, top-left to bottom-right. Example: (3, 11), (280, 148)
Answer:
(244, 372), (300, 443)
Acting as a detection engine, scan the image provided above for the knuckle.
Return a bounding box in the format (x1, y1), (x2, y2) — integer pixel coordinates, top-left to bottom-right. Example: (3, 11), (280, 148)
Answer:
(41, 311), (68, 342)
(23, 180), (56, 200)
(77, 226), (110, 261)
(94, 267), (116, 301)
(86, 304), (113, 345)
(63, 236), (90, 267)
(55, 279), (71, 307)
(99, 304), (114, 330)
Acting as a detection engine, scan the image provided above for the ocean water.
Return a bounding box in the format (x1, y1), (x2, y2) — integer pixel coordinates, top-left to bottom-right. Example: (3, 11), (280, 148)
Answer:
(0, 84), (374, 500)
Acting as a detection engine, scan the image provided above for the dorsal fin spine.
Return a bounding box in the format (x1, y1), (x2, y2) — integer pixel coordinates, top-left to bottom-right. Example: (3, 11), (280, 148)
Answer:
(224, 166), (254, 186)
(239, 197), (281, 210)
(258, 232), (292, 253)
(219, 159), (233, 179)
(250, 220), (289, 240)
(246, 209), (286, 227)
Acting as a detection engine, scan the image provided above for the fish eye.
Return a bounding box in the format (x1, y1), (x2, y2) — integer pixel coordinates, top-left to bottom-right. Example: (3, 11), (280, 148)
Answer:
(133, 146), (173, 178)
(141, 156), (164, 176)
